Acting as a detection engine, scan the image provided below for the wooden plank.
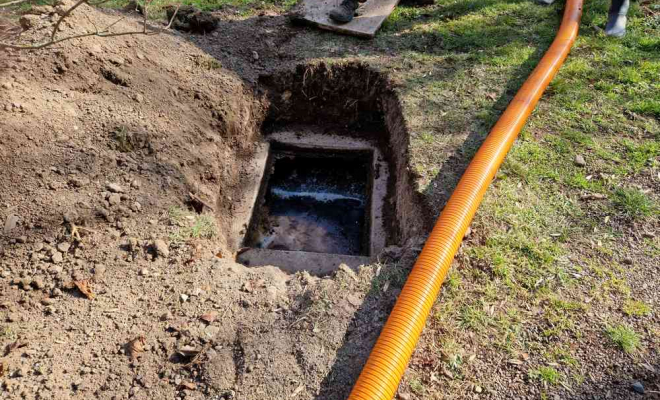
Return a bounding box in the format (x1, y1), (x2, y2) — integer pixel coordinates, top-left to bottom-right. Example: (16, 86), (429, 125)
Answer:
(297, 0), (400, 38)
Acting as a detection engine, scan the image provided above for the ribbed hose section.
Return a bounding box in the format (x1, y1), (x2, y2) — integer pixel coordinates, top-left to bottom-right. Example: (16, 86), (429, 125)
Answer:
(346, 1), (583, 399)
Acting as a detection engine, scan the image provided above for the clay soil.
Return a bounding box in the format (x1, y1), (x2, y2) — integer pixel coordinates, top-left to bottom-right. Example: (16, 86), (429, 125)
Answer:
(0, 3), (425, 400)
(1, 1), (659, 400)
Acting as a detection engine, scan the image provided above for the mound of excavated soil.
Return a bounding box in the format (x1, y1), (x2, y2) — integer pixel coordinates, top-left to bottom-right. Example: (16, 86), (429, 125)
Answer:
(0, 3), (429, 399)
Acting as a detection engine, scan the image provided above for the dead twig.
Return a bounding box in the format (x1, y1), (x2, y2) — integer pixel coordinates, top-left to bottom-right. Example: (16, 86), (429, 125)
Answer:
(188, 192), (215, 212)
(0, 0), (29, 7)
(0, 0), (181, 51)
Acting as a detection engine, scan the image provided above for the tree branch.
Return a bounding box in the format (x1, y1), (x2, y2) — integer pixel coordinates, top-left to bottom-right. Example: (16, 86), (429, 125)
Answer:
(51, 0), (88, 41)
(0, 0), (182, 51)
(0, 0), (29, 7)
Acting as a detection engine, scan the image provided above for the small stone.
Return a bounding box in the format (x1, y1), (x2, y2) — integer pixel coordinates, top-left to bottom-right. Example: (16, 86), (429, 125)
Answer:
(51, 251), (63, 264)
(474, 385), (483, 394)
(51, 288), (62, 297)
(57, 242), (71, 253)
(69, 177), (90, 188)
(34, 242), (44, 252)
(41, 298), (55, 306)
(127, 237), (139, 252)
(153, 240), (169, 258)
(160, 311), (173, 321)
(133, 93), (144, 103)
(623, 257), (633, 265)
(252, 51), (259, 61)
(108, 194), (121, 206)
(130, 202), (142, 212)
(48, 265), (63, 275)
(16, 236), (27, 244)
(106, 183), (125, 193)
(139, 268), (148, 276)
(32, 277), (45, 290)
(180, 294), (189, 303)
(631, 382), (645, 394)
(94, 264), (106, 276)
(20, 278), (32, 290)
(204, 325), (220, 338)
(131, 180), (141, 188)
(62, 211), (78, 223)
(574, 154), (586, 167)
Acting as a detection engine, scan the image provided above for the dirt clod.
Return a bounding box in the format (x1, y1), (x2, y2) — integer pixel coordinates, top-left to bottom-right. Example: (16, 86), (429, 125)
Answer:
(153, 239), (169, 258)
(50, 251), (63, 264)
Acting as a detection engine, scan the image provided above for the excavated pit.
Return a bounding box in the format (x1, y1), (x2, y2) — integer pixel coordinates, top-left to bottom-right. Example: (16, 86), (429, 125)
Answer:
(247, 145), (372, 257)
(219, 63), (430, 275)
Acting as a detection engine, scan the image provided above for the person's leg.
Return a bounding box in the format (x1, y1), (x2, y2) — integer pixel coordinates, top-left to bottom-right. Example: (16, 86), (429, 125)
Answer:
(329, 0), (361, 23)
(605, 0), (630, 37)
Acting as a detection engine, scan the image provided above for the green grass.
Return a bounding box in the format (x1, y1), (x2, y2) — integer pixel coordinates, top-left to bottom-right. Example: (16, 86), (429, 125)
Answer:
(529, 366), (561, 386)
(622, 299), (652, 317)
(605, 324), (641, 353)
(168, 207), (217, 242)
(611, 187), (657, 218)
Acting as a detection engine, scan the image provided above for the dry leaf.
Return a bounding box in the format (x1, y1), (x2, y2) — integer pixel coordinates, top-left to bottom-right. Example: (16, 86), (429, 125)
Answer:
(215, 251), (223, 258)
(127, 335), (146, 360)
(184, 241), (203, 265)
(74, 280), (95, 299)
(177, 346), (200, 358)
(127, 336), (146, 359)
(200, 312), (217, 324)
(580, 193), (606, 201)
(179, 381), (196, 390)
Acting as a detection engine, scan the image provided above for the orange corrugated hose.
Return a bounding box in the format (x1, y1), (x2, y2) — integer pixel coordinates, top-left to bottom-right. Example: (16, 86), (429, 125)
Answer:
(346, 0), (583, 399)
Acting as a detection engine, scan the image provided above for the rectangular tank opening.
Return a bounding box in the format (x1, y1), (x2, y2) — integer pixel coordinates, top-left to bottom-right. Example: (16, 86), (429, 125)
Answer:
(246, 144), (373, 257)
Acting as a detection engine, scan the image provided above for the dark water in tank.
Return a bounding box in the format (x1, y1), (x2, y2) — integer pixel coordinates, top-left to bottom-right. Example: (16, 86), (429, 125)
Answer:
(255, 151), (370, 256)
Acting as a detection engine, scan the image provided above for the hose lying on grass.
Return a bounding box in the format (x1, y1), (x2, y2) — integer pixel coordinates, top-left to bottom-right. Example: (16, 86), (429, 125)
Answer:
(346, 0), (584, 398)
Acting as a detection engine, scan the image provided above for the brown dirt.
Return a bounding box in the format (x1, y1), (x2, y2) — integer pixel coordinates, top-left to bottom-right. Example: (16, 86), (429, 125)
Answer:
(0, 3), (425, 400)
(1, 2), (658, 400)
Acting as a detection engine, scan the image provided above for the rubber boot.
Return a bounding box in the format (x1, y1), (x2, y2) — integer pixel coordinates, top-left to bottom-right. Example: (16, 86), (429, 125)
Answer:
(605, 0), (629, 37)
(329, 0), (360, 23)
